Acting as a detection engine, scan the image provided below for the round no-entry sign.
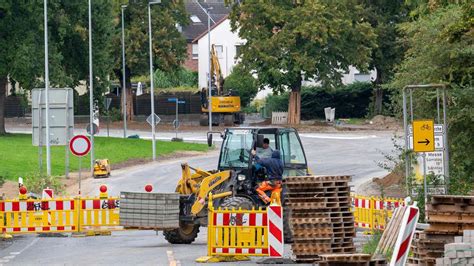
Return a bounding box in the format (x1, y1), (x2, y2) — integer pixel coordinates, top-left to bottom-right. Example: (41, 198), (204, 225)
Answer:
(70, 135), (91, 157)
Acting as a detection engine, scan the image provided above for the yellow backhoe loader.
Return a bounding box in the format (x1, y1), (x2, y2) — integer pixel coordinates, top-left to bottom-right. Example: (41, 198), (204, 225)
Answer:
(160, 127), (309, 244)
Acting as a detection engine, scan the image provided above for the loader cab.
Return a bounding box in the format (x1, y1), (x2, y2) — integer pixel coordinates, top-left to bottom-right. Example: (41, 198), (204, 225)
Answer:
(217, 127), (308, 177)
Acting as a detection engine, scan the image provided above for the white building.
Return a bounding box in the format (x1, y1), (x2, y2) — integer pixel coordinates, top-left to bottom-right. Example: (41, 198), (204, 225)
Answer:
(194, 16), (245, 89)
(194, 16), (376, 97)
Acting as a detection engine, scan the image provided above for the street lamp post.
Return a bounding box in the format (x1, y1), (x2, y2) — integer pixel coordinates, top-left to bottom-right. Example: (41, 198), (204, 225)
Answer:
(88, 0), (94, 173)
(43, 0), (51, 176)
(148, 0), (161, 160)
(121, 5), (127, 139)
(207, 7), (213, 131)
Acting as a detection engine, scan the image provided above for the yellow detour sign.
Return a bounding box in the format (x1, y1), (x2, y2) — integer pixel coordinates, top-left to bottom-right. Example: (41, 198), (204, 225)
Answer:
(412, 120), (435, 152)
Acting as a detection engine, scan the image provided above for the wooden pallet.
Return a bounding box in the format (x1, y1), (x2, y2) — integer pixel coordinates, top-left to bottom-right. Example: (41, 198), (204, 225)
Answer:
(286, 175), (355, 262)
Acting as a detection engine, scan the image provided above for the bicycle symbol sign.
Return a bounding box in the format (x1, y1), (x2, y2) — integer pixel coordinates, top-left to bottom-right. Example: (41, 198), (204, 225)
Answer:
(412, 119), (435, 153)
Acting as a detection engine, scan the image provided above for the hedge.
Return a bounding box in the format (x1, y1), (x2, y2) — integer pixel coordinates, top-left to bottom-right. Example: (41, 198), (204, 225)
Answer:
(265, 82), (374, 119)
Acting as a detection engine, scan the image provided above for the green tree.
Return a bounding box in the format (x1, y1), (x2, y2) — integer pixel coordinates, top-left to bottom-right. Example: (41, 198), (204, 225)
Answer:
(0, 1), (115, 134)
(358, 0), (409, 115)
(227, 0), (376, 124)
(223, 64), (258, 107)
(112, 0), (188, 120)
(390, 4), (473, 193)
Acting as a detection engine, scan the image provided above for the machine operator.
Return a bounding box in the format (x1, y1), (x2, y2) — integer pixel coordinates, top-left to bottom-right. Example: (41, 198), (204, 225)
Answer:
(251, 148), (283, 204)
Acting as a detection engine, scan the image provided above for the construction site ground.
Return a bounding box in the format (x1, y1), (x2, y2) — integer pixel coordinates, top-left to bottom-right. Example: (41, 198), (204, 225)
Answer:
(0, 117), (399, 264)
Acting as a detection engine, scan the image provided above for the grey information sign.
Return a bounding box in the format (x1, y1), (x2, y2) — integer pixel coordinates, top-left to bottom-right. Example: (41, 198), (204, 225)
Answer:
(146, 113), (161, 126)
(32, 88), (74, 146)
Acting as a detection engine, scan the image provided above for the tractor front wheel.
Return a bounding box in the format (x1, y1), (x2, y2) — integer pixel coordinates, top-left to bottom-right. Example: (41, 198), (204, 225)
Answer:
(163, 221), (200, 244)
(220, 196), (254, 210)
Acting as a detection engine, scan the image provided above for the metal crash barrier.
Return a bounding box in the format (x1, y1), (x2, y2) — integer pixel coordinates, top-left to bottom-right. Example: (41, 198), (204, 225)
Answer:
(352, 194), (405, 232)
(0, 195), (121, 236)
(197, 193), (283, 263)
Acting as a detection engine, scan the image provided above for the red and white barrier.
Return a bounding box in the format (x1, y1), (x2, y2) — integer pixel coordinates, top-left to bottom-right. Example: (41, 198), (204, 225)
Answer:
(213, 212), (267, 227)
(80, 198), (120, 227)
(390, 205), (419, 266)
(1, 199), (76, 233)
(267, 204), (284, 257)
(42, 188), (54, 199)
(354, 198), (371, 208)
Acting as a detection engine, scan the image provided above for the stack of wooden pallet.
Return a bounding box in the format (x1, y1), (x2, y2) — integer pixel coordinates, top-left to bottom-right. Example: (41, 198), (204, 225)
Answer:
(408, 195), (474, 266)
(318, 254), (372, 266)
(285, 175), (356, 263)
(408, 231), (454, 265)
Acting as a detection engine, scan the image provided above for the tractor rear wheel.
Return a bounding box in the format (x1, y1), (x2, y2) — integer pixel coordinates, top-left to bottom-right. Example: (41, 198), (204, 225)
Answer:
(163, 221), (200, 244)
(199, 114), (208, 126)
(220, 196), (254, 210)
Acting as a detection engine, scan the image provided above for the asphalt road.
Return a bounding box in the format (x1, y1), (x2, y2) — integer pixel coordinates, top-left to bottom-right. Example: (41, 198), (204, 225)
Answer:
(0, 129), (395, 265)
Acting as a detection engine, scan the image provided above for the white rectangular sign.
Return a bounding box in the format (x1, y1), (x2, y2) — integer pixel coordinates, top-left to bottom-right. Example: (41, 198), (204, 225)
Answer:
(414, 151), (445, 184)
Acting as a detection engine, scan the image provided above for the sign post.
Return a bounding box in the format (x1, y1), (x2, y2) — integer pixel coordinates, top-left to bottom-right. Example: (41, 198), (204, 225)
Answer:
(105, 98), (112, 137)
(403, 84), (449, 197)
(69, 135), (91, 195)
(168, 98), (185, 140)
(412, 119), (435, 216)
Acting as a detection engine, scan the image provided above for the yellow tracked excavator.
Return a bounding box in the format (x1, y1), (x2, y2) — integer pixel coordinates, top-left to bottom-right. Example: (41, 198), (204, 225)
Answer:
(199, 44), (244, 127)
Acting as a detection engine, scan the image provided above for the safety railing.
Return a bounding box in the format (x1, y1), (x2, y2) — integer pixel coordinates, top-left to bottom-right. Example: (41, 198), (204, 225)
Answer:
(80, 197), (120, 231)
(352, 194), (405, 232)
(0, 196), (121, 236)
(198, 193), (283, 262)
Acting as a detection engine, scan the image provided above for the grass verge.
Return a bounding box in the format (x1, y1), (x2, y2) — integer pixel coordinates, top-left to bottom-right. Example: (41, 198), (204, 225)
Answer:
(0, 134), (208, 180)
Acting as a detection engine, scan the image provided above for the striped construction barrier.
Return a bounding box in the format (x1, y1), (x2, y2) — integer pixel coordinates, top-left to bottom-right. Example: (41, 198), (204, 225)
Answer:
(391, 205), (419, 266)
(0, 199), (77, 234)
(267, 204), (284, 257)
(352, 194), (405, 232)
(80, 198), (120, 231)
(197, 194), (283, 262)
(0, 196), (121, 236)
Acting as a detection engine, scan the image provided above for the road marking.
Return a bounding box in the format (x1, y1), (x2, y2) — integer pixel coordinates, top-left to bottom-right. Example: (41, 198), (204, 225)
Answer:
(2, 238), (39, 264)
(166, 250), (180, 266)
(299, 134), (377, 140)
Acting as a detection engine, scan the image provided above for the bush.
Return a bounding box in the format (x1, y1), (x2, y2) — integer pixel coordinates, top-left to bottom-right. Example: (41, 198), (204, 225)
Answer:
(265, 92), (289, 114)
(154, 68), (198, 88)
(223, 64), (258, 107)
(264, 82), (374, 119)
(24, 173), (64, 195)
(108, 107), (122, 122)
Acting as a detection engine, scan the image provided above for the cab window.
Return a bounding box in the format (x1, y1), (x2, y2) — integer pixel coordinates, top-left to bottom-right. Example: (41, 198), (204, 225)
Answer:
(278, 131), (306, 165)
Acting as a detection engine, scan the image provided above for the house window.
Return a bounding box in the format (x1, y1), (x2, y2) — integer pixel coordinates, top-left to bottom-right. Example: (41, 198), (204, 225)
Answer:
(235, 45), (242, 58)
(192, 44), (198, 59)
(190, 15), (201, 24)
(214, 45), (223, 58)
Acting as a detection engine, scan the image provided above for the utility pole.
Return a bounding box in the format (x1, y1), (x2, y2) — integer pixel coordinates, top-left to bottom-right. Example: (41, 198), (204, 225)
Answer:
(88, 0), (94, 173)
(148, 0), (161, 160)
(121, 5), (128, 138)
(43, 0), (51, 176)
(207, 7), (213, 131)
